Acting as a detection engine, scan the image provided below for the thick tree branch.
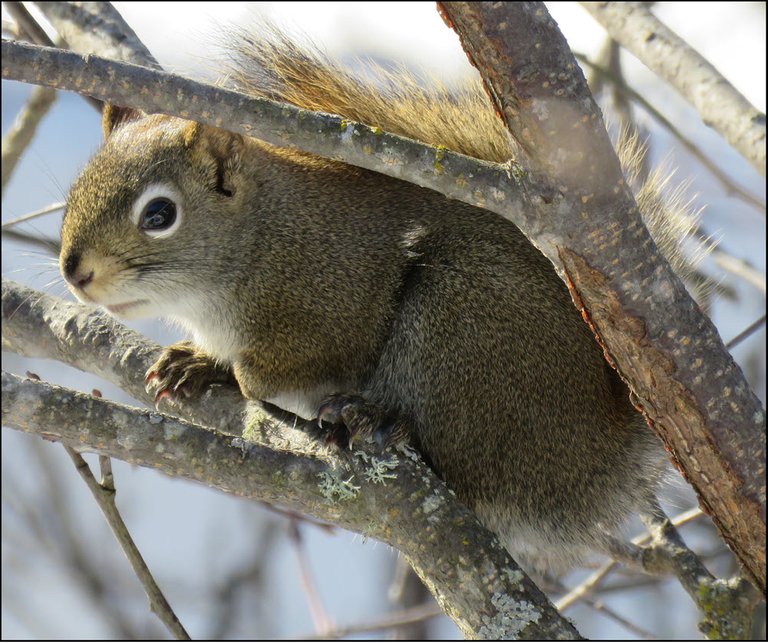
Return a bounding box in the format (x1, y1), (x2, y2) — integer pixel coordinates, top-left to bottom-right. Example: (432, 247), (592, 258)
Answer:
(438, 1), (765, 593)
(1, 281), (582, 641)
(0, 39), (517, 215)
(3, 1), (101, 111)
(581, 2), (766, 176)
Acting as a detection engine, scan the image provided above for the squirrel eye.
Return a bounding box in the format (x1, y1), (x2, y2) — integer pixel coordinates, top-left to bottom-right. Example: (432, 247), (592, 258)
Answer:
(140, 198), (177, 231)
(131, 183), (183, 238)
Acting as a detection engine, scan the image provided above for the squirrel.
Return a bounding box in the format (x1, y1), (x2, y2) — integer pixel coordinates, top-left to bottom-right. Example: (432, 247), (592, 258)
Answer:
(59, 29), (699, 572)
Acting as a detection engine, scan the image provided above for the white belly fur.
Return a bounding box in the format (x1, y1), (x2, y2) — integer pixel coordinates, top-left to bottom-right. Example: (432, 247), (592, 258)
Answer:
(170, 311), (340, 420)
(264, 384), (338, 420)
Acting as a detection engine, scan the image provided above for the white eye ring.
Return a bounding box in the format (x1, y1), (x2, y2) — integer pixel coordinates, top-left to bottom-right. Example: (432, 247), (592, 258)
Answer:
(131, 183), (184, 238)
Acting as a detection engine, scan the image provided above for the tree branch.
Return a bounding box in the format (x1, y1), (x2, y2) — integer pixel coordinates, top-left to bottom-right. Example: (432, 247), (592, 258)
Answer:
(62, 446), (190, 640)
(1, 201), (65, 229)
(3, 1), (101, 111)
(299, 601), (443, 640)
(1, 281), (583, 640)
(556, 506), (705, 612)
(438, 0), (765, 594)
(640, 500), (761, 639)
(4, 2), (55, 48)
(1, 84), (56, 190)
(32, 0), (160, 69)
(581, 1), (766, 176)
(2, 278), (246, 435)
(1, 38), (518, 216)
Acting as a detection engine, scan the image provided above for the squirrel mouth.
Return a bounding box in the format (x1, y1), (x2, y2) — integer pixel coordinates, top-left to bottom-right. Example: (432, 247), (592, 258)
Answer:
(105, 299), (149, 315)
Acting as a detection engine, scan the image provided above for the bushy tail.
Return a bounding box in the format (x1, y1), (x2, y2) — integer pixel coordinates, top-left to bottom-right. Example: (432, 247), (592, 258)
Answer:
(225, 24), (513, 163)
(617, 128), (716, 284)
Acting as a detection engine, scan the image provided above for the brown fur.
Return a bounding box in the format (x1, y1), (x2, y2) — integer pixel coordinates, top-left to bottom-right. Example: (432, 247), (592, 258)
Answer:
(58, 31), (704, 572)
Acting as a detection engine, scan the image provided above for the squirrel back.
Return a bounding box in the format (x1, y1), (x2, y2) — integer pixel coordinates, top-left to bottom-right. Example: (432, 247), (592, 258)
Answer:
(226, 27), (707, 281)
(60, 27), (706, 573)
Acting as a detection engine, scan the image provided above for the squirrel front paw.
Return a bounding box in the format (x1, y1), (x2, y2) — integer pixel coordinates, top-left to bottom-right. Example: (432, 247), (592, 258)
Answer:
(145, 341), (237, 404)
(315, 393), (410, 451)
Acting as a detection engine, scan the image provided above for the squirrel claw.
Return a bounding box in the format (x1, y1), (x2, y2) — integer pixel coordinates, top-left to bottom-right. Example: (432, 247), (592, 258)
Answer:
(316, 408), (333, 430)
(316, 398), (353, 428)
(153, 387), (172, 406)
(315, 398), (356, 449)
(144, 341), (237, 404)
(313, 394), (409, 452)
(148, 378), (196, 406)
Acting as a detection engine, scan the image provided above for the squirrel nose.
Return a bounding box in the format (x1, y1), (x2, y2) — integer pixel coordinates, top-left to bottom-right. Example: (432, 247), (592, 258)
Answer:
(62, 252), (94, 289)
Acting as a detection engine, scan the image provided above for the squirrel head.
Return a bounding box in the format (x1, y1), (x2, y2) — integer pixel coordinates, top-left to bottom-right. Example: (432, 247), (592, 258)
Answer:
(60, 106), (245, 320)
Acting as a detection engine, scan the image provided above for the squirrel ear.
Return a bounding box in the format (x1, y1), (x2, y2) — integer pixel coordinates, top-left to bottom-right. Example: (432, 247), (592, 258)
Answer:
(102, 104), (144, 139)
(183, 123), (245, 197)
(183, 123), (244, 157)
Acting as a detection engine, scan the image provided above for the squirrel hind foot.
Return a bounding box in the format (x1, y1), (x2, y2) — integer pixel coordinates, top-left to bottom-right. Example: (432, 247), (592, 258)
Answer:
(314, 393), (410, 451)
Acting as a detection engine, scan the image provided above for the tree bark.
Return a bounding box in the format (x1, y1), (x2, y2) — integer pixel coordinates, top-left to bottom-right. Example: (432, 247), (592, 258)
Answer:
(438, 0), (765, 593)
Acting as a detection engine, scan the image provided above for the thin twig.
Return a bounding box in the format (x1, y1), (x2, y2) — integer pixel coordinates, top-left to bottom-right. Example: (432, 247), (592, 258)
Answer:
(258, 502), (336, 535)
(556, 506), (704, 611)
(588, 39), (638, 142)
(98, 455), (114, 489)
(726, 314), (767, 350)
(1, 85), (57, 190)
(545, 575), (658, 639)
(714, 254), (766, 294)
(387, 556), (433, 640)
(388, 554), (414, 605)
(641, 499), (760, 639)
(62, 446), (191, 640)
(582, 597), (657, 640)
(575, 52), (766, 212)
(1, 228), (61, 255)
(2, 202), (65, 229)
(2, 18), (21, 39)
(208, 515), (280, 639)
(288, 520), (334, 636)
(297, 601), (444, 640)
(589, 574), (664, 594)
(21, 438), (143, 639)
(5, 2), (56, 47)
